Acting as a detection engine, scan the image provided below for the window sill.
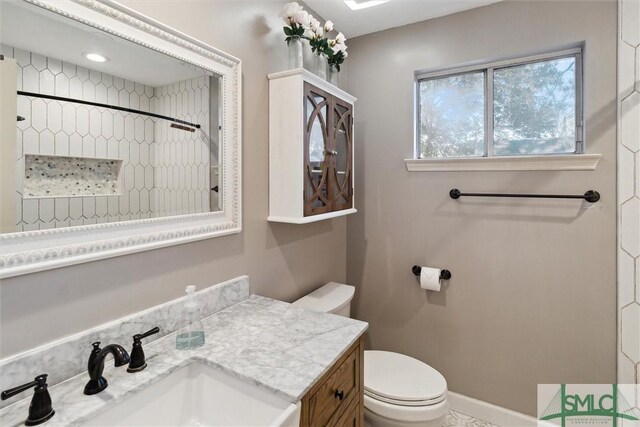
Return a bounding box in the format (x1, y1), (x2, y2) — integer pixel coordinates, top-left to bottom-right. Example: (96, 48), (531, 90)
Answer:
(404, 154), (601, 172)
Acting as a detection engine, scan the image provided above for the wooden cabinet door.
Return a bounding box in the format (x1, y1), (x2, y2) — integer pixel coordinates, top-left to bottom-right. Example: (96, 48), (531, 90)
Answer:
(300, 336), (364, 427)
(330, 398), (359, 427)
(328, 97), (353, 212)
(308, 348), (358, 427)
(303, 83), (354, 217)
(304, 83), (332, 216)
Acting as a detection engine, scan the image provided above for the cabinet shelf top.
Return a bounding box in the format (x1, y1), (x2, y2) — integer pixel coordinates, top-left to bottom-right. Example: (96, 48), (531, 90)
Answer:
(267, 68), (357, 104)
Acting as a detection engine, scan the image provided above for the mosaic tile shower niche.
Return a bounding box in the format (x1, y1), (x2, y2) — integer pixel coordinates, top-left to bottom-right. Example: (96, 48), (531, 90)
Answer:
(0, 44), (217, 232)
(23, 154), (123, 198)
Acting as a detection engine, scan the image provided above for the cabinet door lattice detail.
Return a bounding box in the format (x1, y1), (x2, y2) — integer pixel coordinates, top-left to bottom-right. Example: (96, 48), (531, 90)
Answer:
(304, 85), (332, 216)
(331, 99), (353, 212)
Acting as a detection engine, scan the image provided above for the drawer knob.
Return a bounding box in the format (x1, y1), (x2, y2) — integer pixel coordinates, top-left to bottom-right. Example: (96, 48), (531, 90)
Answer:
(334, 389), (345, 400)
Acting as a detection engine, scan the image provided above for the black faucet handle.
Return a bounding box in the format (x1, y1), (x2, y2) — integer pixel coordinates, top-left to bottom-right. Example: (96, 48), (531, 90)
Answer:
(127, 327), (159, 373)
(1, 374), (55, 425)
(1, 375), (43, 400)
(134, 326), (159, 341)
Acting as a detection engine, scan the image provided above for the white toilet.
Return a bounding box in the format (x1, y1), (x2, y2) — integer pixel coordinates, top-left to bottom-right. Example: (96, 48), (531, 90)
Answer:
(293, 283), (449, 427)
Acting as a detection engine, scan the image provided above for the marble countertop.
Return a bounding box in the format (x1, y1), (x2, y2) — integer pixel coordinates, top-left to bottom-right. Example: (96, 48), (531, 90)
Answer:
(0, 295), (368, 426)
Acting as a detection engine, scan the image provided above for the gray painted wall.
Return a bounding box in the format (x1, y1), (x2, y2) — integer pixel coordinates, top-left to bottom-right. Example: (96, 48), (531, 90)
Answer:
(0, 0), (346, 358)
(345, 0), (617, 416)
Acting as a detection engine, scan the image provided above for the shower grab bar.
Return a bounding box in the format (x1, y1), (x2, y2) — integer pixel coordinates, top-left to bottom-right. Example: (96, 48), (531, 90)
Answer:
(449, 188), (600, 203)
(17, 91), (201, 130)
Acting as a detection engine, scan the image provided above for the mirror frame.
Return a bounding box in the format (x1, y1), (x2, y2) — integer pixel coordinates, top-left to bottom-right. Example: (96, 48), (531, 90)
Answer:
(0, 0), (242, 278)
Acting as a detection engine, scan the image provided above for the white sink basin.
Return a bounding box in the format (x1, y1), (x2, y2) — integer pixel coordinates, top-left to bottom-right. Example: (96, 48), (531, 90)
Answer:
(85, 362), (301, 426)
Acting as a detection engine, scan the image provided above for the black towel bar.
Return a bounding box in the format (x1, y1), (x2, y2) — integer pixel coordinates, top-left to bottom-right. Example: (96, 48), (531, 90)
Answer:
(449, 188), (600, 203)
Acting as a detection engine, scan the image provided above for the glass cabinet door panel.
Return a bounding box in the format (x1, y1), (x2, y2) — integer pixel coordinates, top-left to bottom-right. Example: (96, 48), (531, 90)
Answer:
(304, 84), (331, 215)
(308, 95), (326, 163)
(332, 101), (353, 210)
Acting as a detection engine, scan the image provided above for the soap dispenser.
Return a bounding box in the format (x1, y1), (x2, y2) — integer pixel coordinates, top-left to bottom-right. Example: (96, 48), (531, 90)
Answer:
(176, 285), (205, 350)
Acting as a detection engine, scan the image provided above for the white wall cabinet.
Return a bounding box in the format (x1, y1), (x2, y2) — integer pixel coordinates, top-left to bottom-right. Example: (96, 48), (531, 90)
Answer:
(268, 69), (357, 224)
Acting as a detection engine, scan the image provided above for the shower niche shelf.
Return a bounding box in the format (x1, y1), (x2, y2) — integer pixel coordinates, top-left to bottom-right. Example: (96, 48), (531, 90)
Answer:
(23, 154), (123, 199)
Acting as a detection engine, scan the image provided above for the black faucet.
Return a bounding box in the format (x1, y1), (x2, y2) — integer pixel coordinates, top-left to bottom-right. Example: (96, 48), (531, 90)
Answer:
(1, 374), (55, 425)
(127, 327), (160, 373)
(84, 342), (130, 395)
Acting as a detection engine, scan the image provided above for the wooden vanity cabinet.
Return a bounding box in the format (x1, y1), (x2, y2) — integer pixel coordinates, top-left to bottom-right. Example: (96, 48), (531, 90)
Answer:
(300, 336), (364, 427)
(268, 69), (357, 224)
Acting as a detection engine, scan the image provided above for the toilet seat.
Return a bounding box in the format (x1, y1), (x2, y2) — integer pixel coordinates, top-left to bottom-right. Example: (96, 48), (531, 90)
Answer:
(364, 394), (449, 424)
(363, 351), (449, 422)
(365, 389), (447, 407)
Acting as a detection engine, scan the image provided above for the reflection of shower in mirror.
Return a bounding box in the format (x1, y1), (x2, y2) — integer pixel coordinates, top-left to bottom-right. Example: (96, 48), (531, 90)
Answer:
(0, 0), (223, 234)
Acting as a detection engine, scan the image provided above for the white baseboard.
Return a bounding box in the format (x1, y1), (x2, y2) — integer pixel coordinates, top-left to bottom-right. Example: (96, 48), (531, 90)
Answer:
(448, 391), (539, 426)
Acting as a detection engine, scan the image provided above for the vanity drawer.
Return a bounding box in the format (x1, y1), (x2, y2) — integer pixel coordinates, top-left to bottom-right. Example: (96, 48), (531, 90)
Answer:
(308, 347), (358, 427)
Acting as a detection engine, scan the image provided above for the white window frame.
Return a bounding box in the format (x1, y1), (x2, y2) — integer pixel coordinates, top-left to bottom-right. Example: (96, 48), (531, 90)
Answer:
(407, 45), (601, 172)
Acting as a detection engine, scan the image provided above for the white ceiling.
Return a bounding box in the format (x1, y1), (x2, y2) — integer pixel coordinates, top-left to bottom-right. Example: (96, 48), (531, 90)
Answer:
(0, 1), (207, 87)
(304, 0), (502, 38)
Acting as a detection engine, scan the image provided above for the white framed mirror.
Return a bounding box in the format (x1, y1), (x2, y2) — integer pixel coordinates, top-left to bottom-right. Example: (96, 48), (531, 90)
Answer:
(0, 0), (242, 278)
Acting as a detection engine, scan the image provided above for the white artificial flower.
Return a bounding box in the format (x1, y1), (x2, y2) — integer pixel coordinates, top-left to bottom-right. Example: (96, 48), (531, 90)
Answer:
(307, 27), (323, 39)
(323, 20), (334, 32)
(280, 2), (303, 25)
(331, 42), (345, 54)
(335, 32), (346, 45)
(280, 2), (302, 18)
(329, 40), (348, 55)
(309, 21), (323, 37)
(294, 10), (311, 27)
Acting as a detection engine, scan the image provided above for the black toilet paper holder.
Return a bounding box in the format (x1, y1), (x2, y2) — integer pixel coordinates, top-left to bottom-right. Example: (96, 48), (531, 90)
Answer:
(412, 266), (452, 280)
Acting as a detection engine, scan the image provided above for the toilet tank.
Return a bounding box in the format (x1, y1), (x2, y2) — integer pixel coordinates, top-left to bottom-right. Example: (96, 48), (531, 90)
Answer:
(292, 282), (355, 317)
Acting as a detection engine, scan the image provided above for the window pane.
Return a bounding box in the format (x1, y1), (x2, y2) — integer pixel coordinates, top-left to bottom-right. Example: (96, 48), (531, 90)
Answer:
(493, 56), (577, 156)
(418, 72), (485, 158)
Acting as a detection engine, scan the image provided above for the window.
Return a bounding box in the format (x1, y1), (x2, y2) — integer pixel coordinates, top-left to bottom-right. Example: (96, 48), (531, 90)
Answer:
(416, 48), (583, 159)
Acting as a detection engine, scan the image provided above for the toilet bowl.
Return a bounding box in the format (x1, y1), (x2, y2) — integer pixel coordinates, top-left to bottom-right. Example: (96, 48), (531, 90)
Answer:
(293, 283), (449, 427)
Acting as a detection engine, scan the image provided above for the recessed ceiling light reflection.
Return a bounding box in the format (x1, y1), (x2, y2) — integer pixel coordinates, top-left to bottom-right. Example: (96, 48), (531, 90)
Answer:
(342, 0), (392, 11)
(84, 53), (108, 63)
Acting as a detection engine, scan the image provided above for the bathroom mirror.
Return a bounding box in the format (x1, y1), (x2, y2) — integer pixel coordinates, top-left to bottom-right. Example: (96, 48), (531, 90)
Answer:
(0, 0), (242, 278)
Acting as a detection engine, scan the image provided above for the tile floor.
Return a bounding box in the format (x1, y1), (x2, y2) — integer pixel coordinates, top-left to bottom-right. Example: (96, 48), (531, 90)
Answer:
(443, 410), (500, 427)
(365, 410), (500, 427)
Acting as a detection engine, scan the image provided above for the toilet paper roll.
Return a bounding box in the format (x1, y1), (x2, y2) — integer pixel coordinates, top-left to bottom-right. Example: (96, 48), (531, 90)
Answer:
(419, 266), (442, 292)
